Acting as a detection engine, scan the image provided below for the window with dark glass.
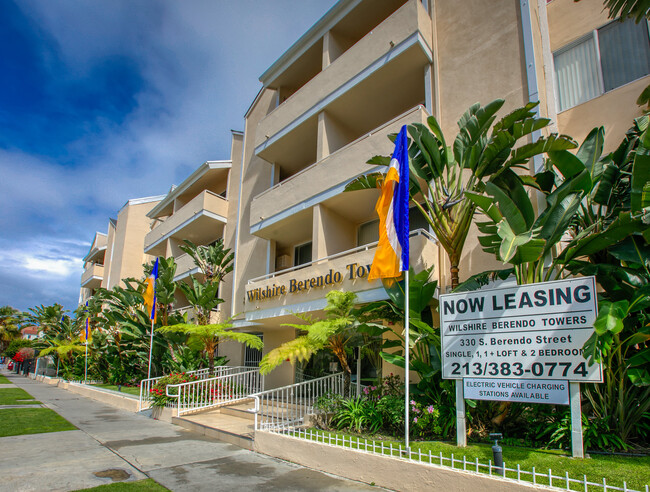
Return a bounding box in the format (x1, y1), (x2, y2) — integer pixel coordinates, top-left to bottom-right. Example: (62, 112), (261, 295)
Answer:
(294, 242), (312, 267)
(554, 18), (650, 111)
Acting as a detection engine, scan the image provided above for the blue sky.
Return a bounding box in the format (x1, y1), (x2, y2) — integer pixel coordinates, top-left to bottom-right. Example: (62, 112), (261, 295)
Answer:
(0, 0), (336, 314)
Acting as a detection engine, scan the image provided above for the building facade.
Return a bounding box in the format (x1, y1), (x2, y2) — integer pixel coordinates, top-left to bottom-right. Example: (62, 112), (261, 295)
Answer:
(80, 0), (650, 388)
(79, 196), (164, 303)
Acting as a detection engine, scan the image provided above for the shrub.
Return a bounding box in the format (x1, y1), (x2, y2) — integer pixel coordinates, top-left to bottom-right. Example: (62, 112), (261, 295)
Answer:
(410, 400), (442, 438)
(150, 373), (199, 407)
(333, 398), (383, 434)
(377, 394), (404, 434)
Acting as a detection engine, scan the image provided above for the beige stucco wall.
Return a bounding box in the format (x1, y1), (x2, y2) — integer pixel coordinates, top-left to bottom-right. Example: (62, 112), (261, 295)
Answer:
(557, 76), (649, 153)
(232, 89), (278, 316)
(260, 326), (296, 389)
(106, 199), (160, 289)
(101, 220), (116, 289)
(254, 431), (543, 492)
(547, 0), (611, 52)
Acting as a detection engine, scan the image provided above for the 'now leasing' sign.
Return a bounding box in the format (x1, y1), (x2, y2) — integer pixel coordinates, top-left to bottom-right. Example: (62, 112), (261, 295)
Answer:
(440, 277), (602, 382)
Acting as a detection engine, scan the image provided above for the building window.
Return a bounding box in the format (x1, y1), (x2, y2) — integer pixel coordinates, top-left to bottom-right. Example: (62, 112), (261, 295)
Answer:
(294, 241), (312, 267)
(357, 207), (430, 247)
(244, 333), (263, 367)
(554, 18), (650, 112)
(358, 219), (379, 246)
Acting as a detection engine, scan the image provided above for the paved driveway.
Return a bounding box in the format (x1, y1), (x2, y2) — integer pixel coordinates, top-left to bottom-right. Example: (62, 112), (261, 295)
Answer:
(1, 373), (383, 491)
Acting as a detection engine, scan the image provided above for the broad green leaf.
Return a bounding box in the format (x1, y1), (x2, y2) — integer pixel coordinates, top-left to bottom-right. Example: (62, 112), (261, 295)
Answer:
(592, 162), (619, 205)
(627, 368), (650, 386)
(627, 349), (650, 369)
(464, 191), (503, 223)
(631, 153), (650, 212)
(344, 173), (383, 192)
(492, 169), (535, 228)
(593, 300), (629, 336)
(575, 127), (604, 174)
(497, 220), (533, 263)
(366, 155), (391, 166)
(548, 149), (586, 180)
(380, 351), (405, 368)
(486, 181), (529, 234)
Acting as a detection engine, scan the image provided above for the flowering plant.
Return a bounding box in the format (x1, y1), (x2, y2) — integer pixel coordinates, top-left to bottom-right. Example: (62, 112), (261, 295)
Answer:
(410, 400), (442, 438)
(150, 372), (199, 407)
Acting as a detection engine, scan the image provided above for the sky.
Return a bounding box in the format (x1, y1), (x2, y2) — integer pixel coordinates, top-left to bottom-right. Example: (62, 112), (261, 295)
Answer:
(0, 0), (337, 315)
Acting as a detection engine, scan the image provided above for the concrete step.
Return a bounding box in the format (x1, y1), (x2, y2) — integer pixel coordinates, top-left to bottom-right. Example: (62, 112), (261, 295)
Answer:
(173, 412), (255, 451)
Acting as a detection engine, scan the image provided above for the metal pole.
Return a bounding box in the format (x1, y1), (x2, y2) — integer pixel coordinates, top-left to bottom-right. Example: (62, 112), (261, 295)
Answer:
(147, 318), (154, 379)
(356, 348), (361, 397)
(456, 380), (467, 446)
(56, 357), (59, 378)
(84, 342), (88, 383)
(405, 269), (410, 451)
(570, 382), (584, 458)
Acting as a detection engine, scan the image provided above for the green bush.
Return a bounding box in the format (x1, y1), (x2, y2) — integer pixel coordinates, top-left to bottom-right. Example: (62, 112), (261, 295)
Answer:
(4, 339), (32, 358)
(150, 373), (199, 407)
(410, 400), (442, 438)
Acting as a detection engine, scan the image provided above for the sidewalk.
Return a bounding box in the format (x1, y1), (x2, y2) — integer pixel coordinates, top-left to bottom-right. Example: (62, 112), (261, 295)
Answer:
(1, 372), (382, 491)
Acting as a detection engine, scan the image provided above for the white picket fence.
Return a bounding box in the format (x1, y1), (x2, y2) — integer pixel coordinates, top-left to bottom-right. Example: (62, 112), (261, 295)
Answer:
(138, 366), (248, 411)
(252, 373), (344, 431)
(167, 368), (264, 416)
(277, 427), (648, 492)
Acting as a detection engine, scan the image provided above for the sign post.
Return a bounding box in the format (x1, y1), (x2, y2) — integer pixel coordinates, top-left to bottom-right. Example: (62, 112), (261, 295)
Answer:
(439, 277), (600, 457)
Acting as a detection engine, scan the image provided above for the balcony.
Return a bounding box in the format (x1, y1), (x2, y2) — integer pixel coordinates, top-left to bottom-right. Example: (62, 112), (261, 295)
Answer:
(81, 263), (104, 290)
(174, 253), (199, 281)
(254, 0), (432, 156)
(144, 190), (228, 256)
(250, 106), (429, 236)
(244, 230), (438, 320)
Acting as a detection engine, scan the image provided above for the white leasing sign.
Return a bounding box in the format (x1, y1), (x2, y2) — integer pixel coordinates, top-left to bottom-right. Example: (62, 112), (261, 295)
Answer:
(440, 277), (602, 382)
(464, 378), (570, 405)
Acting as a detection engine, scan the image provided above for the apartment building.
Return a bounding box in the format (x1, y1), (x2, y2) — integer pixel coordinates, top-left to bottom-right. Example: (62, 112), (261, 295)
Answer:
(143, 141), (238, 313)
(79, 196), (164, 303)
(79, 0), (649, 388)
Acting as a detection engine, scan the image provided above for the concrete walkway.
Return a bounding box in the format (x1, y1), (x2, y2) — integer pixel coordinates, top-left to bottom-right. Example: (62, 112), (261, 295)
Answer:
(1, 373), (383, 491)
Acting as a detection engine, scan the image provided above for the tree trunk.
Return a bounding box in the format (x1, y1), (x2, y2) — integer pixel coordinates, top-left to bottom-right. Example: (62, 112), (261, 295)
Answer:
(450, 253), (460, 290)
(208, 350), (215, 376)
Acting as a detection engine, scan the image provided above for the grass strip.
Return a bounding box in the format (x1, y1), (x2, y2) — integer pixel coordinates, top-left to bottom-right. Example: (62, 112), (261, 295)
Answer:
(0, 375), (11, 384)
(0, 388), (40, 405)
(294, 429), (650, 492)
(73, 479), (169, 491)
(0, 408), (76, 436)
(90, 384), (140, 396)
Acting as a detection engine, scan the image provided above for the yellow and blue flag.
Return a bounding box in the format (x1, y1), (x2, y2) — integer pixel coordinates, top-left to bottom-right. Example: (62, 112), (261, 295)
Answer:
(368, 125), (410, 280)
(81, 302), (91, 342)
(143, 258), (159, 322)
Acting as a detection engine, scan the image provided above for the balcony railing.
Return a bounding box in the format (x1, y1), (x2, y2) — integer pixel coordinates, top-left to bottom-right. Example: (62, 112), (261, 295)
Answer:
(255, 0), (432, 154)
(250, 105), (429, 231)
(244, 229), (437, 315)
(81, 263), (104, 288)
(144, 190), (227, 253)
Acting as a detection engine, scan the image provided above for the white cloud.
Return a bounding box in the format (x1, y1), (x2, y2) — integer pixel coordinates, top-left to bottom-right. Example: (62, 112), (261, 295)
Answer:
(2, 0), (337, 312)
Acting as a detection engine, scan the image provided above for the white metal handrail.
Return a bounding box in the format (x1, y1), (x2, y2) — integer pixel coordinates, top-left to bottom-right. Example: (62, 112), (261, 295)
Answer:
(138, 366), (249, 411)
(248, 229), (436, 284)
(168, 368), (264, 416)
(251, 372), (344, 431)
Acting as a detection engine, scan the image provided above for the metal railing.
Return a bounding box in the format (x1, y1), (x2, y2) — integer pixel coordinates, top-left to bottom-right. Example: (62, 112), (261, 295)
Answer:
(276, 428), (649, 492)
(138, 366), (249, 411)
(248, 229), (436, 284)
(167, 368), (264, 417)
(251, 373), (344, 431)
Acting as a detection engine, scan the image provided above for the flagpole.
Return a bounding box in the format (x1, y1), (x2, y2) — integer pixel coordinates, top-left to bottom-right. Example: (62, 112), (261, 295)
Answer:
(405, 269), (410, 452)
(147, 318), (154, 379)
(84, 341), (88, 383)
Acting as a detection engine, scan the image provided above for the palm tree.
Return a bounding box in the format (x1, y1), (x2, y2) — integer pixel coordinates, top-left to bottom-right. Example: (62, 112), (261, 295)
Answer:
(346, 100), (577, 288)
(158, 320), (262, 375)
(259, 290), (364, 396)
(0, 306), (22, 353)
(39, 340), (85, 379)
(179, 239), (233, 287)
